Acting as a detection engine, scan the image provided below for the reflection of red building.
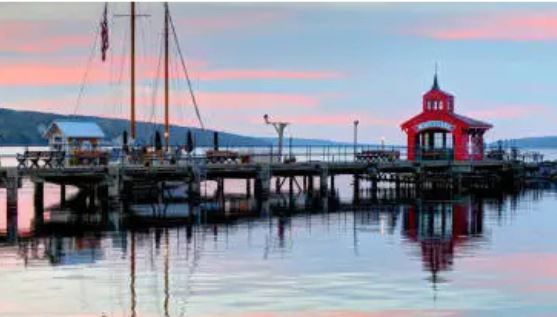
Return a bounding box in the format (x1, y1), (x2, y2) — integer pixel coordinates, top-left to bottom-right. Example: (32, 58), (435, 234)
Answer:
(401, 74), (492, 161)
(403, 197), (483, 282)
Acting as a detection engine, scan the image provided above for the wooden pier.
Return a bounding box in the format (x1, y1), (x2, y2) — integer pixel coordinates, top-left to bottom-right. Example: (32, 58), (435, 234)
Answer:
(0, 158), (543, 215)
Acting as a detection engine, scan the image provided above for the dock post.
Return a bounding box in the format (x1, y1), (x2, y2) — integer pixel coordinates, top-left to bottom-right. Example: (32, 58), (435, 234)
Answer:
(289, 176), (294, 196)
(107, 166), (121, 204)
(60, 184), (66, 207)
(255, 166), (271, 201)
(307, 176), (314, 194)
(353, 174), (360, 203)
(216, 178), (224, 198)
(6, 168), (18, 242)
(275, 177), (282, 194)
(330, 175), (336, 196)
(246, 178), (252, 198)
(34, 181), (44, 225)
(188, 180), (201, 204)
(302, 176), (307, 192)
(188, 169), (201, 204)
(320, 166), (329, 196)
(371, 175), (378, 199)
(6, 168), (18, 212)
(98, 184), (110, 220)
(34, 181), (44, 206)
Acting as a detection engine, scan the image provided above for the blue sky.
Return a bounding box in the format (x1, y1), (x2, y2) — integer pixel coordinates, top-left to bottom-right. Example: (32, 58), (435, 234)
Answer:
(1, 2), (557, 144)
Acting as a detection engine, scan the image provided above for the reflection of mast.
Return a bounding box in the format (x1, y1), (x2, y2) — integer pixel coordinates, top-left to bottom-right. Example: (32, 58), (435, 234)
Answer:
(130, 231), (136, 317)
(164, 229), (170, 317)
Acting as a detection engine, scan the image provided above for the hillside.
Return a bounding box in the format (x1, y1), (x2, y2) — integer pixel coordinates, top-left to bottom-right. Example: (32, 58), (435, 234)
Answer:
(0, 108), (349, 147)
(0, 108), (268, 146)
(493, 136), (557, 149)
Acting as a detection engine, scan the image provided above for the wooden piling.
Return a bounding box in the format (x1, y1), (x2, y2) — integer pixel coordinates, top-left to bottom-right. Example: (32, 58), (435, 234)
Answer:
(353, 174), (360, 203)
(320, 167), (329, 196)
(60, 184), (66, 207)
(246, 178), (252, 198)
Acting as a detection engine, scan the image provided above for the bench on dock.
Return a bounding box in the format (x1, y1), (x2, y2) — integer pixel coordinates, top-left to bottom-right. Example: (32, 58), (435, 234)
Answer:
(355, 150), (400, 163)
(17, 151), (66, 169)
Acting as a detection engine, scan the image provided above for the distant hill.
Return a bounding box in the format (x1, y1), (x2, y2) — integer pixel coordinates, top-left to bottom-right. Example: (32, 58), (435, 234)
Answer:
(0, 108), (346, 147)
(0, 107), (267, 146)
(492, 136), (557, 149)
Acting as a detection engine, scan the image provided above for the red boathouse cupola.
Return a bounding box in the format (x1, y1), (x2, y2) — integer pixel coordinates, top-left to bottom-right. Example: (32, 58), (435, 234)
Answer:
(401, 74), (492, 161)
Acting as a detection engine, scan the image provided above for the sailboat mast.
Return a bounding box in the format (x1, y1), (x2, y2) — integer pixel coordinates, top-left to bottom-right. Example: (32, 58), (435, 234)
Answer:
(130, 2), (136, 139)
(164, 2), (170, 150)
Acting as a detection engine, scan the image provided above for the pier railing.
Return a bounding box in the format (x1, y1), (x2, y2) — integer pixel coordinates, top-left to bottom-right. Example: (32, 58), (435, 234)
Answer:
(0, 144), (547, 168)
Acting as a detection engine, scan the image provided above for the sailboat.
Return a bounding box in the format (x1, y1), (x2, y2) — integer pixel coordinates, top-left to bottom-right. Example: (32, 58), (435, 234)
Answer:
(92, 3), (205, 204)
(95, 2), (204, 155)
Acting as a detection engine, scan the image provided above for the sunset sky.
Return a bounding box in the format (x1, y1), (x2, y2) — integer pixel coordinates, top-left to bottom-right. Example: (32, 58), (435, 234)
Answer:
(2, 2), (557, 144)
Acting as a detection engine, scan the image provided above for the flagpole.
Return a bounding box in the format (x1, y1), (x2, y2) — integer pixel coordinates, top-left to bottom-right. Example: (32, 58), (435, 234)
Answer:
(130, 1), (136, 140)
(164, 2), (170, 151)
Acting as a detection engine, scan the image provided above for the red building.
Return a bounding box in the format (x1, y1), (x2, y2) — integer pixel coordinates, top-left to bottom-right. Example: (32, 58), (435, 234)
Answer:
(401, 75), (492, 161)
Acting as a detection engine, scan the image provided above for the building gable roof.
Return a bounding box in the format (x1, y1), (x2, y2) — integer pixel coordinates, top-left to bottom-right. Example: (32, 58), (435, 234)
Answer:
(43, 121), (105, 139)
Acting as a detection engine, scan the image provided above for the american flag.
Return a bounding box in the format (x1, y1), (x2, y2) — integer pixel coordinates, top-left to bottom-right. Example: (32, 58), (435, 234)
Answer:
(100, 3), (109, 62)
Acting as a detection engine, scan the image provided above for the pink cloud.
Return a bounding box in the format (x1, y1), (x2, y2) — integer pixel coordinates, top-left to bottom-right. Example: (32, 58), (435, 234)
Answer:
(195, 69), (343, 81)
(251, 114), (397, 126)
(197, 92), (319, 109)
(0, 21), (90, 54)
(0, 57), (342, 86)
(409, 12), (557, 41)
(0, 55), (194, 86)
(2, 91), (320, 126)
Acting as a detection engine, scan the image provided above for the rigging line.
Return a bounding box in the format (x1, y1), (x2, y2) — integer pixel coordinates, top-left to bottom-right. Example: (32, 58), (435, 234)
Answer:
(172, 53), (185, 128)
(168, 11), (205, 130)
(175, 53), (188, 130)
(137, 4), (150, 126)
(116, 23), (129, 119)
(73, 19), (101, 116)
(149, 31), (165, 135)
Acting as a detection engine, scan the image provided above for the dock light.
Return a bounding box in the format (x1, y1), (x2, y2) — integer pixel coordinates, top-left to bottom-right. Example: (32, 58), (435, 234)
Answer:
(263, 114), (290, 163)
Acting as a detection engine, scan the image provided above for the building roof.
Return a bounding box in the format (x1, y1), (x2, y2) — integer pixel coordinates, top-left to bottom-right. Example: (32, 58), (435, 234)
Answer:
(43, 121), (105, 139)
(452, 113), (492, 128)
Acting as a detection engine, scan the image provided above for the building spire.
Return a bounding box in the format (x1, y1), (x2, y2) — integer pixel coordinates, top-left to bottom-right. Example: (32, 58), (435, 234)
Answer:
(432, 62), (440, 90)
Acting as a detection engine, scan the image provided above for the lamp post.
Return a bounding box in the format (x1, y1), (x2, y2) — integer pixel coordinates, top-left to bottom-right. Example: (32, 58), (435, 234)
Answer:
(353, 120), (359, 158)
(264, 114), (290, 163)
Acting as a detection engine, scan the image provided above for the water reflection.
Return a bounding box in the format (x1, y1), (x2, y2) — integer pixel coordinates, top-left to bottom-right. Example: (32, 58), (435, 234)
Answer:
(0, 183), (555, 316)
(402, 196), (484, 285)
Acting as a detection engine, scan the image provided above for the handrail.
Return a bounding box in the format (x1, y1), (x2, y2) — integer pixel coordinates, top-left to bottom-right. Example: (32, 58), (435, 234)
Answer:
(0, 143), (547, 169)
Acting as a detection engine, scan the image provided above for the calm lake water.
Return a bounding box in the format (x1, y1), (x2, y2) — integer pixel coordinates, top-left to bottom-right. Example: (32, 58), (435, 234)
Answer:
(1, 147), (557, 317)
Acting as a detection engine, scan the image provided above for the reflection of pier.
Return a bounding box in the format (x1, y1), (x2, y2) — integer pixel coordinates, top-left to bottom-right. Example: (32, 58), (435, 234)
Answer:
(0, 186), (546, 315)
